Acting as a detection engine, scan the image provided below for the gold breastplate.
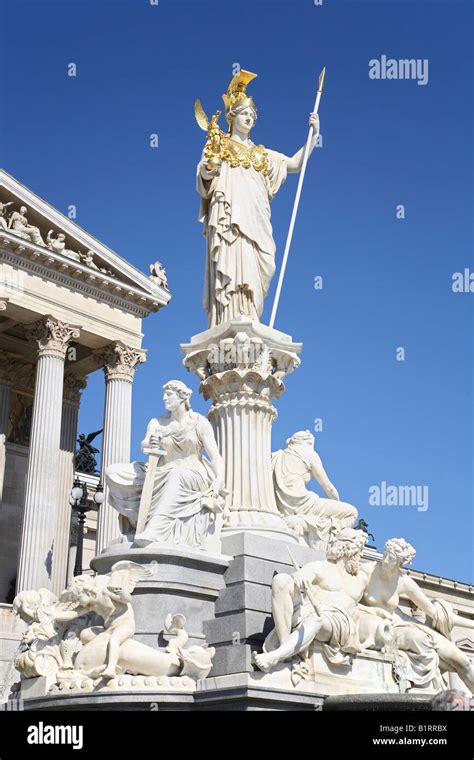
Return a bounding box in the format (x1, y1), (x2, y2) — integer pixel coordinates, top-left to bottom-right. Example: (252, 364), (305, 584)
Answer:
(222, 137), (269, 175)
(204, 133), (269, 176)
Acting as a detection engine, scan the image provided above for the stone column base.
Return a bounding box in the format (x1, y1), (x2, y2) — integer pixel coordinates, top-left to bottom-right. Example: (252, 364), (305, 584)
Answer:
(223, 510), (299, 543)
(203, 532), (326, 678)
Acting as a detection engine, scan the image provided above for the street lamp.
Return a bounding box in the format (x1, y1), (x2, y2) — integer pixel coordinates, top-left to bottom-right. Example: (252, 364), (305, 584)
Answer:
(69, 478), (104, 576)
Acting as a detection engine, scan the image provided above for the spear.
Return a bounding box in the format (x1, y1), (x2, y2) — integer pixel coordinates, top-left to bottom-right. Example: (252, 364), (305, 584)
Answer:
(269, 67), (326, 329)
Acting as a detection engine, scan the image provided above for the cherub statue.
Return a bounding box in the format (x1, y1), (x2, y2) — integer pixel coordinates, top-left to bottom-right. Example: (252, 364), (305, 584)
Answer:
(90, 562), (149, 679)
(56, 562), (152, 679)
(46, 230), (81, 261)
(55, 564), (215, 681)
(13, 570), (216, 686)
(149, 260), (169, 290)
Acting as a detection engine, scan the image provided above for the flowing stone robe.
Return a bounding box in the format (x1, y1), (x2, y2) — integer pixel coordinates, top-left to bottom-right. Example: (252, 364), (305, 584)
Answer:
(358, 599), (454, 689)
(263, 594), (361, 667)
(197, 146), (288, 326)
(272, 444), (357, 544)
(105, 412), (215, 548)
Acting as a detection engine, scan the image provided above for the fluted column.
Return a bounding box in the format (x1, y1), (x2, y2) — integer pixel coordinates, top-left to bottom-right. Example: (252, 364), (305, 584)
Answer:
(0, 305), (12, 537)
(0, 348), (14, 506)
(0, 352), (36, 506)
(51, 373), (87, 594)
(204, 371), (280, 514)
(0, 379), (12, 506)
(181, 320), (302, 540)
(96, 342), (146, 553)
(0, 350), (16, 506)
(16, 317), (80, 593)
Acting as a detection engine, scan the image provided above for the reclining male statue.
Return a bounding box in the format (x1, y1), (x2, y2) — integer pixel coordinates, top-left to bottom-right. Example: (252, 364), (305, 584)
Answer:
(254, 528), (368, 672)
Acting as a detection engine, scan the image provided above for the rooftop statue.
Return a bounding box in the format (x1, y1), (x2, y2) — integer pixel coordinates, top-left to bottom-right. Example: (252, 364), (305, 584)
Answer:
(8, 205), (45, 246)
(0, 201), (13, 230)
(46, 230), (81, 261)
(149, 260), (169, 290)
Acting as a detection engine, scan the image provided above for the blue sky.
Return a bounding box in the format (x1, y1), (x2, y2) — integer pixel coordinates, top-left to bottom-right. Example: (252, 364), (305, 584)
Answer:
(2, 0), (473, 581)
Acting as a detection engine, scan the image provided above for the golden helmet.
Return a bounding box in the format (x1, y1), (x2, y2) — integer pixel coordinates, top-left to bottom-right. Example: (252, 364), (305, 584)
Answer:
(222, 69), (257, 123)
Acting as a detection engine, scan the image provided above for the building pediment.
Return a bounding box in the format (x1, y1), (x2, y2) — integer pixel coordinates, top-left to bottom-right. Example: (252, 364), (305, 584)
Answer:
(0, 169), (171, 315)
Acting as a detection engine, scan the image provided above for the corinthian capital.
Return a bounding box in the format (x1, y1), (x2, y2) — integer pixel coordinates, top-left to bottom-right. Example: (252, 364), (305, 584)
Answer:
(98, 341), (147, 382)
(26, 316), (81, 359)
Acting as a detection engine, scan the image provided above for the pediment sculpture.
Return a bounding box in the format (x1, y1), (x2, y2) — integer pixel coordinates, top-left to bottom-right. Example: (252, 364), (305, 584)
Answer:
(0, 198), (116, 276)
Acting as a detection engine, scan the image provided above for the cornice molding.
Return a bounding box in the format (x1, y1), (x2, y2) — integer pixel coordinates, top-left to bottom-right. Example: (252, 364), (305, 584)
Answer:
(0, 168), (172, 312)
(0, 244), (158, 318)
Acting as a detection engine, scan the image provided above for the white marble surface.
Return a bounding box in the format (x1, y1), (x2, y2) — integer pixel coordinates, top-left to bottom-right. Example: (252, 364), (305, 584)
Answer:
(17, 317), (80, 592)
(182, 319), (303, 542)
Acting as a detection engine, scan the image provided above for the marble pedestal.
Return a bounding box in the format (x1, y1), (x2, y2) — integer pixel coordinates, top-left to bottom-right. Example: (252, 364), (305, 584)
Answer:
(15, 533), (426, 711)
(0, 605), (22, 703)
(324, 694), (435, 711)
(91, 543), (230, 649)
(181, 318), (302, 542)
(203, 533), (325, 677)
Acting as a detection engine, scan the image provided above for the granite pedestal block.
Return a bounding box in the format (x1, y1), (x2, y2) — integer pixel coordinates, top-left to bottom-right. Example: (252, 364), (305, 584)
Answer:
(16, 532), (426, 710)
(91, 543), (230, 647)
(203, 532), (325, 677)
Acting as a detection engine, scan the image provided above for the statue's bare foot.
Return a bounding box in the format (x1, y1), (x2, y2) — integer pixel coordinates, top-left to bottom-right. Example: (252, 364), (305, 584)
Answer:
(88, 665), (107, 679)
(101, 667), (117, 680)
(253, 651), (280, 673)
